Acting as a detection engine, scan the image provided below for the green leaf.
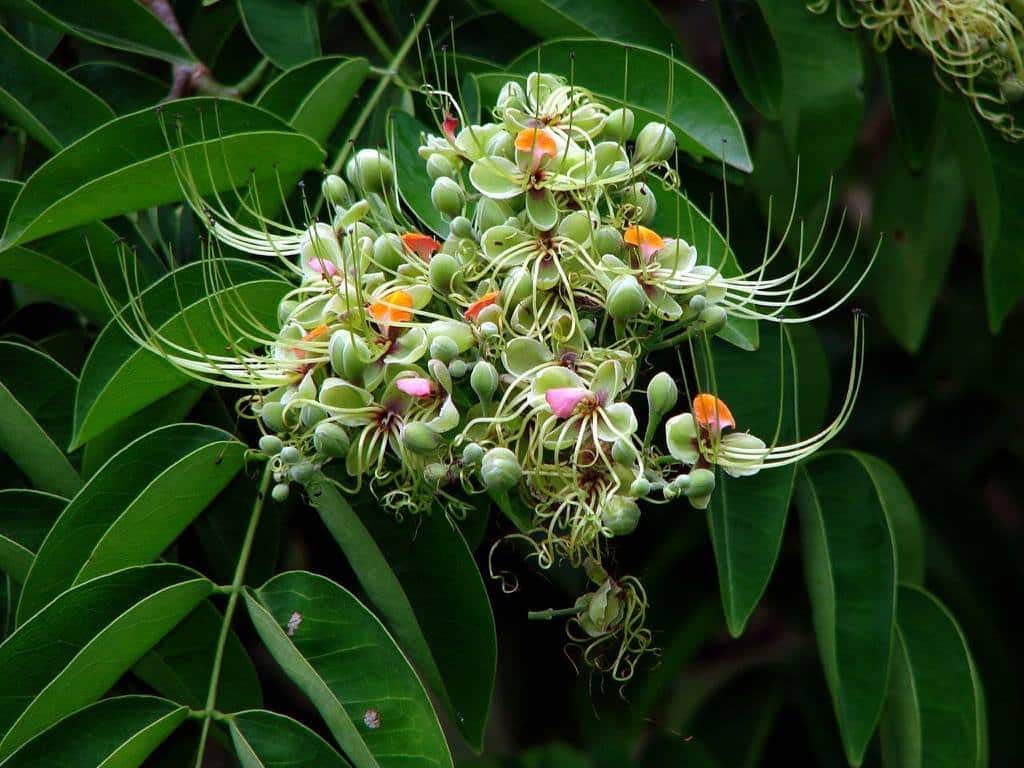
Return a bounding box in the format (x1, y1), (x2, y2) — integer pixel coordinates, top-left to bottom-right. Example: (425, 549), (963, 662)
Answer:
(499, 38), (752, 173)
(312, 474), (496, 750)
(245, 571), (454, 768)
(0, 341), (81, 498)
(647, 179), (758, 350)
(0, 0), (194, 62)
(72, 259), (289, 448)
(17, 423), (242, 624)
(871, 136), (966, 352)
(0, 695), (187, 768)
(481, 0), (678, 51)
(68, 61), (168, 115)
(390, 111), (450, 238)
(881, 585), (987, 768)
(238, 0), (320, 69)
(257, 56), (369, 144)
(715, 0), (782, 119)
(0, 98), (324, 249)
(948, 96), (1024, 332)
(854, 454), (925, 587)
(0, 24), (114, 152)
(880, 46), (939, 172)
(796, 451), (898, 766)
(0, 563), (211, 757)
(705, 326), (800, 636)
(0, 489), (65, 583)
(756, 0), (864, 199)
(230, 709), (351, 768)
(134, 600), (263, 713)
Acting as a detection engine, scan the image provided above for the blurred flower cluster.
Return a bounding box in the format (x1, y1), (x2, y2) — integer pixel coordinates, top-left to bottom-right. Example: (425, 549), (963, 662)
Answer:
(108, 72), (867, 681)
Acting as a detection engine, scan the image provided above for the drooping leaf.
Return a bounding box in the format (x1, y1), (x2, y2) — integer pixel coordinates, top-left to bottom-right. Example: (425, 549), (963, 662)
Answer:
(0, 563), (211, 757)
(715, 0), (782, 119)
(494, 38), (752, 172)
(2, 15), (61, 57)
(481, 0), (678, 51)
(312, 473), (496, 749)
(0, 341), (81, 498)
(880, 585), (988, 768)
(0, 98), (324, 249)
(880, 46), (940, 172)
(245, 571), (454, 768)
(390, 110), (449, 238)
(0, 0), (194, 62)
(0, 695), (187, 768)
(0, 489), (65, 583)
(0, 24), (114, 152)
(17, 423), (242, 623)
(134, 600), (263, 713)
(257, 56), (369, 144)
(67, 61), (168, 115)
(796, 451), (898, 765)
(230, 709), (351, 768)
(71, 259), (289, 448)
(237, 0), (320, 69)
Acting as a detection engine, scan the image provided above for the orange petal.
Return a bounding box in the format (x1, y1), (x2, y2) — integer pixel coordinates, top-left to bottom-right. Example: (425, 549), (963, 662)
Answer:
(623, 225), (665, 252)
(514, 127), (558, 157)
(401, 232), (442, 261)
(369, 290), (414, 326)
(693, 394), (735, 431)
(463, 291), (501, 321)
(293, 324), (330, 360)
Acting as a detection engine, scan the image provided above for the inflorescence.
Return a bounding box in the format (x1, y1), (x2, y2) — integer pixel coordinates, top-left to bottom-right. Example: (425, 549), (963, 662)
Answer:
(101, 70), (870, 682)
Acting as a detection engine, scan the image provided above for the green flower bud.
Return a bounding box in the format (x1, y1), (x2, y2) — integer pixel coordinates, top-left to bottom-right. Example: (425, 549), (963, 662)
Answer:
(481, 447), (521, 491)
(431, 176), (465, 219)
(424, 462), (448, 484)
(462, 442), (484, 465)
(501, 267), (533, 308)
(685, 468), (716, 510)
(1003, 75), (1024, 102)
(271, 483), (290, 502)
(688, 294), (706, 314)
(593, 225), (623, 257)
(629, 477), (652, 497)
(259, 435), (283, 455)
(699, 305), (728, 334)
(475, 302), (503, 325)
(426, 153), (457, 180)
(634, 121), (677, 163)
(581, 317), (596, 339)
(429, 336), (460, 363)
(373, 233), (404, 272)
(345, 148), (394, 194)
(556, 210), (594, 244)
(470, 360), (499, 402)
(449, 216), (476, 240)
(338, 199), (370, 229)
(429, 251), (460, 292)
(402, 422), (439, 455)
(322, 174), (350, 207)
(279, 445), (300, 464)
(300, 404), (327, 429)
(449, 359), (468, 378)
(606, 274), (647, 320)
(602, 107), (635, 142)
(647, 372), (678, 416)
(611, 438), (636, 466)
(260, 402), (286, 433)
(313, 422), (350, 458)
(601, 495), (640, 536)
(621, 182), (657, 225)
(289, 462), (317, 484)
(479, 321), (499, 338)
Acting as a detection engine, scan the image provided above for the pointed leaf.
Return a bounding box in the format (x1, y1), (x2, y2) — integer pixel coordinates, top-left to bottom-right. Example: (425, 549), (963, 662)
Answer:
(0, 341), (80, 497)
(245, 571), (454, 768)
(230, 709), (351, 768)
(0, 695), (187, 768)
(17, 423), (242, 624)
(715, 0), (782, 119)
(68, 61), (168, 116)
(880, 46), (939, 172)
(881, 585), (987, 768)
(0, 489), (65, 583)
(313, 473), (496, 750)
(0, 98), (324, 249)
(0, 563), (212, 757)
(238, 0), (320, 69)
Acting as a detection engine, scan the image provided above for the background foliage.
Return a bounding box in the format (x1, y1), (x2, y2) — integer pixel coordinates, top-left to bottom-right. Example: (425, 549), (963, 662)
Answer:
(0, 0), (1020, 766)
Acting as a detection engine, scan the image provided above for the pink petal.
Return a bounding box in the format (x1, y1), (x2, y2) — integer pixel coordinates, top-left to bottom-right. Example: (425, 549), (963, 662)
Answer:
(396, 377), (434, 398)
(307, 258), (338, 277)
(545, 387), (592, 419)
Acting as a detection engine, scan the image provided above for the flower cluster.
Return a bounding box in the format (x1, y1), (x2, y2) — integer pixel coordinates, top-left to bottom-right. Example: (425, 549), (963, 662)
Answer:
(106, 72), (868, 681)
(810, 0), (1024, 139)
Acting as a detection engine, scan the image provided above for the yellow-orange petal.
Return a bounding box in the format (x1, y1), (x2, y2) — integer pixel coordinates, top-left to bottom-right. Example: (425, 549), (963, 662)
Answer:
(623, 225), (665, 252)
(369, 290), (414, 326)
(401, 232), (442, 260)
(293, 324), (330, 360)
(514, 127), (558, 157)
(463, 291), (501, 321)
(693, 393), (735, 430)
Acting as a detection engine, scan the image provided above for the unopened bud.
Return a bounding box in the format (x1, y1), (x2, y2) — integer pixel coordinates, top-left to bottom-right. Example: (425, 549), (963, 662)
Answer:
(481, 447), (521, 491)
(647, 371), (678, 416)
(621, 182), (657, 225)
(429, 336), (460, 362)
(629, 477), (652, 497)
(259, 435), (283, 455)
(685, 468), (716, 510)
(426, 153), (457, 180)
(606, 274), (646, 320)
(449, 216), (476, 240)
(462, 442), (484, 465)
(373, 233), (404, 272)
(471, 360), (499, 402)
(601, 495), (640, 536)
(699, 305), (728, 334)
(322, 174), (350, 207)
(449, 359), (469, 378)
(424, 462), (448, 484)
(557, 210), (594, 245)
(402, 422), (439, 455)
(345, 148), (394, 194)
(602, 107), (635, 142)
(634, 122), (677, 163)
(271, 483), (291, 502)
(429, 251), (459, 292)
(289, 462), (317, 484)
(593, 225), (623, 257)
(313, 422), (350, 458)
(431, 176), (465, 219)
